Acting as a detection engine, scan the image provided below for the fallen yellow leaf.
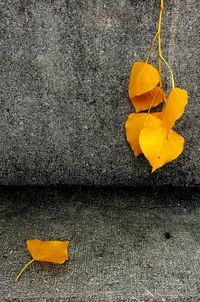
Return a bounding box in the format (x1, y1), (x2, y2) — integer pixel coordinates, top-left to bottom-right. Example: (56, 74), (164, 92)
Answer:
(125, 113), (162, 157)
(27, 239), (69, 264)
(139, 126), (184, 172)
(128, 62), (159, 98)
(16, 239), (69, 282)
(131, 86), (165, 113)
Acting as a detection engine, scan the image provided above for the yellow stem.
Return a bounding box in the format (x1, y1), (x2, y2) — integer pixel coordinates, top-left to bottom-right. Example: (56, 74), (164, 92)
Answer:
(145, 32), (158, 64)
(147, 88), (160, 116)
(158, 55), (162, 87)
(16, 259), (35, 283)
(157, 3), (162, 87)
(157, 0), (175, 89)
(160, 55), (175, 89)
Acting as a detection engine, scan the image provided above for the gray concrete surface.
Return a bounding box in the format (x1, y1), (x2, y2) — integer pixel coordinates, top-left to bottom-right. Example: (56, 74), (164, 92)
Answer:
(0, 0), (200, 185)
(0, 187), (200, 301)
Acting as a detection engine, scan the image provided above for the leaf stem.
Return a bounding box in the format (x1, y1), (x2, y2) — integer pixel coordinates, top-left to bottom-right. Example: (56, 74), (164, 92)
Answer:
(145, 32), (158, 64)
(16, 259), (35, 283)
(157, 1), (163, 87)
(157, 0), (175, 89)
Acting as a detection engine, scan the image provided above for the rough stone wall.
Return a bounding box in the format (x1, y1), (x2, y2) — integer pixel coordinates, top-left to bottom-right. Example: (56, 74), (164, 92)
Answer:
(0, 0), (199, 185)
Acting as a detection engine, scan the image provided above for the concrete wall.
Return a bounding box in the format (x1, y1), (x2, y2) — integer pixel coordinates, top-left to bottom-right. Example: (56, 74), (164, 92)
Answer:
(0, 0), (199, 185)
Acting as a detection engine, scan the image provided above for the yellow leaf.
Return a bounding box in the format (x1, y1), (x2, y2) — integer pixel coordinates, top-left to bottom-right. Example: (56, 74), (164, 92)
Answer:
(162, 88), (188, 129)
(27, 239), (69, 264)
(139, 126), (184, 172)
(125, 113), (162, 157)
(16, 239), (69, 282)
(151, 111), (163, 120)
(131, 86), (165, 113)
(128, 62), (159, 98)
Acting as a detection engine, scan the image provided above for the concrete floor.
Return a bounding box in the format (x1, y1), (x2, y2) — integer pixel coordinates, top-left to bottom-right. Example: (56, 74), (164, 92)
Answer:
(0, 187), (200, 302)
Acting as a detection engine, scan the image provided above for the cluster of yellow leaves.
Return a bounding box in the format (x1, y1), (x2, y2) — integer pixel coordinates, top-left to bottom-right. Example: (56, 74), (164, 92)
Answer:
(125, 62), (188, 172)
(16, 239), (69, 282)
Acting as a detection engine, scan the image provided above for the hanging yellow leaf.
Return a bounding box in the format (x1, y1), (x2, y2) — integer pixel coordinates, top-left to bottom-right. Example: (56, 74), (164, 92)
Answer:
(151, 111), (163, 120)
(162, 88), (188, 129)
(125, 113), (162, 157)
(128, 62), (159, 98)
(139, 126), (184, 172)
(16, 239), (69, 282)
(131, 86), (165, 112)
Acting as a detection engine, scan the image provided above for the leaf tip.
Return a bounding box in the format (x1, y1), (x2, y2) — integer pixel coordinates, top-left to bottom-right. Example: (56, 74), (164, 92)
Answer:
(151, 167), (157, 173)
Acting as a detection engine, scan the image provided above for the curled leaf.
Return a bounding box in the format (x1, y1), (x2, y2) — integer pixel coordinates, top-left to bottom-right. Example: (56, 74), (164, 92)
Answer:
(125, 113), (162, 157)
(131, 86), (165, 113)
(139, 126), (184, 172)
(162, 88), (188, 129)
(128, 62), (159, 98)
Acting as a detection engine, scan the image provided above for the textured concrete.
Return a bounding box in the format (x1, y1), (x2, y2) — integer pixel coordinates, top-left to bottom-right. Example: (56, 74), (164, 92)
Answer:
(0, 187), (200, 301)
(0, 0), (200, 186)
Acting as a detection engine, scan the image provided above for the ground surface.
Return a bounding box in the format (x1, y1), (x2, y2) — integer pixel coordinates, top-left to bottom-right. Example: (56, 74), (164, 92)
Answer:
(0, 0), (200, 185)
(0, 187), (199, 301)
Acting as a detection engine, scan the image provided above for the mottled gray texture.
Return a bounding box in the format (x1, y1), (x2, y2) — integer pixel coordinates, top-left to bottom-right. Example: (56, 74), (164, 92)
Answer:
(0, 0), (200, 185)
(0, 187), (200, 301)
